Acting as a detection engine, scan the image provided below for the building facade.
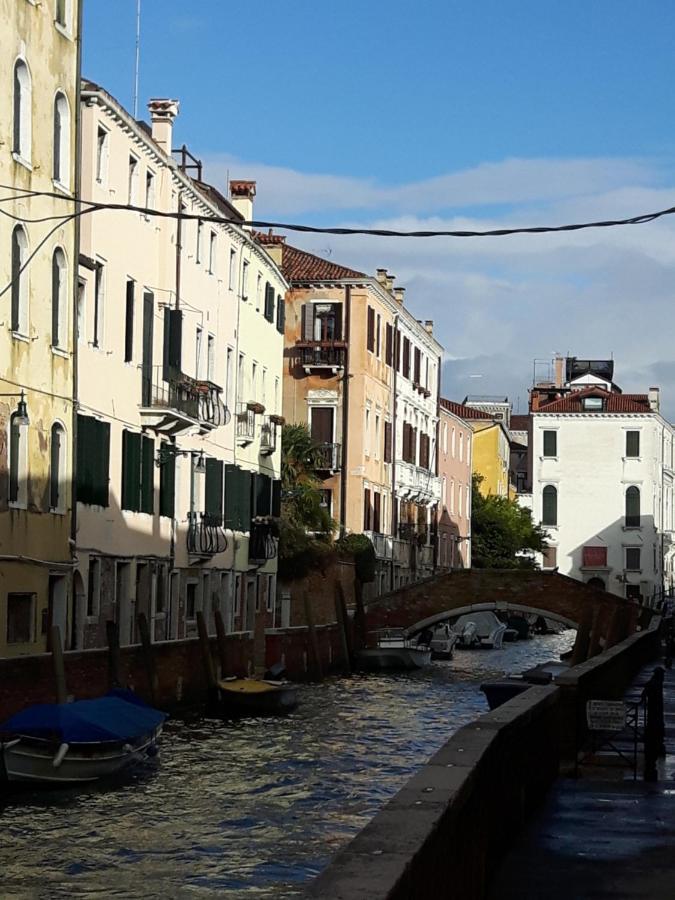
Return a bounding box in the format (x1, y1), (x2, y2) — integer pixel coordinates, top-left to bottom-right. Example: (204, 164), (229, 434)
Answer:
(437, 400), (473, 568)
(530, 359), (675, 603)
(0, 0), (80, 656)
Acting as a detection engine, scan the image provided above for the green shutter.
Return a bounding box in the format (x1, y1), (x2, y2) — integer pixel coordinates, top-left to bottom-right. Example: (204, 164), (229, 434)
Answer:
(626, 431), (640, 458)
(122, 429), (141, 511)
(239, 469), (252, 531)
(76, 414), (91, 503)
(543, 430), (557, 457)
(224, 464), (238, 529)
(140, 436), (154, 513)
(205, 458), (223, 519)
(76, 415), (110, 507)
(255, 473), (271, 516)
(159, 448), (175, 518)
(271, 479), (281, 517)
(97, 420), (111, 507)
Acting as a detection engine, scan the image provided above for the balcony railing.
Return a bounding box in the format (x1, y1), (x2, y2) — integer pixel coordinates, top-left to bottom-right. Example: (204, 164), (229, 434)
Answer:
(363, 531), (412, 566)
(141, 367), (228, 432)
(395, 459), (441, 503)
(314, 442), (341, 472)
(295, 340), (347, 372)
(235, 402), (256, 444)
(196, 380), (229, 430)
(248, 519), (279, 563)
(187, 511), (228, 556)
(260, 418), (278, 456)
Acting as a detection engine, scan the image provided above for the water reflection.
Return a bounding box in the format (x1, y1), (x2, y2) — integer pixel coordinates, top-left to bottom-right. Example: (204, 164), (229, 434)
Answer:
(1, 634), (572, 899)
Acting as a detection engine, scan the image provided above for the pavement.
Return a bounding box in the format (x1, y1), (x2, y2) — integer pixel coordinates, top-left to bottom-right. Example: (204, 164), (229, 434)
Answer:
(488, 657), (675, 899)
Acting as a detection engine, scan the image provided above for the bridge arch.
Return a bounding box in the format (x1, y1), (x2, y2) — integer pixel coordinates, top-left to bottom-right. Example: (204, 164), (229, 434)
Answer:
(404, 602), (577, 637)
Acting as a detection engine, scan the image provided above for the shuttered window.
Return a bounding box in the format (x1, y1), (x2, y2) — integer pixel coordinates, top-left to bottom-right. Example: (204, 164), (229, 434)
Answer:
(542, 485), (557, 526)
(121, 430), (153, 513)
(384, 421), (392, 463)
(162, 307), (183, 379)
(276, 293), (285, 334)
(264, 283), (275, 322)
(76, 414), (110, 507)
(140, 436), (154, 514)
(205, 458), (224, 519)
(625, 486), (640, 527)
(367, 306), (375, 352)
(395, 331), (401, 370)
(254, 472), (272, 517)
(385, 323), (393, 365)
(420, 433), (430, 469)
(626, 431), (640, 458)
(375, 313), (381, 357)
(402, 338), (410, 378)
(543, 430), (557, 457)
(363, 488), (371, 530)
(311, 407), (334, 444)
(224, 465), (252, 531)
(159, 447), (175, 518)
(124, 279), (135, 362)
(373, 491), (381, 532)
(414, 347), (421, 385)
(301, 303), (316, 341)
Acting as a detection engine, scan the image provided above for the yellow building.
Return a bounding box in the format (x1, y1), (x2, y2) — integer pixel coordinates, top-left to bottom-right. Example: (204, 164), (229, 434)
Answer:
(0, 0), (80, 656)
(470, 421), (511, 498)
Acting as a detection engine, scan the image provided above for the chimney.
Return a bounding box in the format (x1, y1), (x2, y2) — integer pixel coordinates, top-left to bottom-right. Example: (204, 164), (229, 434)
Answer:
(393, 287), (405, 305)
(260, 231), (285, 267)
(424, 320), (434, 335)
(554, 354), (565, 388)
(147, 98), (180, 153)
(648, 386), (660, 412)
(376, 268), (388, 286)
(230, 180), (256, 226)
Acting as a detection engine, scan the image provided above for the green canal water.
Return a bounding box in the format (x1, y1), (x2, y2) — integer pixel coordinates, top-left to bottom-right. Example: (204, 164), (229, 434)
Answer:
(1, 633), (572, 898)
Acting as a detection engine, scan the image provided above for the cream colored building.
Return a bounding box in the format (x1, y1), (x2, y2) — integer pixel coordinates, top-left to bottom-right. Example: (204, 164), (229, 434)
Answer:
(0, 0), (80, 657)
(74, 83), (285, 649)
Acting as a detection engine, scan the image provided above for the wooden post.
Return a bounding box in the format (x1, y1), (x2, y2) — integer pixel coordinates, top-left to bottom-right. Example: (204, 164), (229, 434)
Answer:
(137, 612), (158, 705)
(196, 610), (218, 705)
(570, 607), (593, 666)
(214, 609), (228, 677)
(51, 625), (67, 705)
(335, 584), (351, 675)
(106, 620), (122, 688)
(303, 593), (323, 681)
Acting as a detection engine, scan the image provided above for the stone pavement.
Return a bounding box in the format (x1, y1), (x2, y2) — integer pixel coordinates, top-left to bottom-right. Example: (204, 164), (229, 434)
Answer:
(488, 659), (675, 899)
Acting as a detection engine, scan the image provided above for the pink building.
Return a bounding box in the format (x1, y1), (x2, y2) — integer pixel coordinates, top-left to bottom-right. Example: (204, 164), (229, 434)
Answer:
(437, 399), (475, 568)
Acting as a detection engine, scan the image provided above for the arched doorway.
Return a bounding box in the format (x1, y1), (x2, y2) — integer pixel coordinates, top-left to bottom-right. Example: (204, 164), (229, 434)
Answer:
(587, 576), (606, 591)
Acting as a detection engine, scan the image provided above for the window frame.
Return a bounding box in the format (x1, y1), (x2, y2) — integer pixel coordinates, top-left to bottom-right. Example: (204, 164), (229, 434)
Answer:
(625, 546), (641, 572)
(8, 410), (29, 509)
(51, 246), (68, 350)
(542, 484), (558, 527)
(542, 429), (557, 458)
(625, 485), (641, 528)
(13, 58), (32, 165)
(625, 430), (640, 459)
(11, 224), (29, 336)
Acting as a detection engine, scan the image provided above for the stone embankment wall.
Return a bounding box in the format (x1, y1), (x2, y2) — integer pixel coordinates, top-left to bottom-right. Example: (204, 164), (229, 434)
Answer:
(281, 557), (358, 627)
(0, 624), (345, 720)
(306, 619), (662, 900)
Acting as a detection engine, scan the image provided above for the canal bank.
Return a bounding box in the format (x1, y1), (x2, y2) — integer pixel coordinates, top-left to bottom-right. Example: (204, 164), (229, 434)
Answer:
(0, 636), (570, 898)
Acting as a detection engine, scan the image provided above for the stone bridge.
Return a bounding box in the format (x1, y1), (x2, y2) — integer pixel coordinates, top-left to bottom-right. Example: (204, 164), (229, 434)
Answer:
(364, 569), (639, 642)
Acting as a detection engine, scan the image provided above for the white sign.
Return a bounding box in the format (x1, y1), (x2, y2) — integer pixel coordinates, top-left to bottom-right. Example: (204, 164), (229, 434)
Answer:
(586, 700), (626, 732)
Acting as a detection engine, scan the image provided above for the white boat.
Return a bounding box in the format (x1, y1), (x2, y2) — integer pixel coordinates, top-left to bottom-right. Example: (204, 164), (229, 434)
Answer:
(0, 690), (165, 785)
(452, 611), (508, 649)
(430, 624), (459, 660)
(357, 629), (431, 671)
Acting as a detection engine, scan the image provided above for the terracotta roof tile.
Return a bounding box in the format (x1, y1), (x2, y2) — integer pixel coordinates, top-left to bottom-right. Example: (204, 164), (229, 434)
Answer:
(255, 236), (365, 282)
(537, 387), (651, 413)
(440, 398), (495, 421)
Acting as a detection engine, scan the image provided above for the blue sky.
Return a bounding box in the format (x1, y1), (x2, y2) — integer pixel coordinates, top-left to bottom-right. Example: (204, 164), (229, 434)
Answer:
(83, 1), (675, 414)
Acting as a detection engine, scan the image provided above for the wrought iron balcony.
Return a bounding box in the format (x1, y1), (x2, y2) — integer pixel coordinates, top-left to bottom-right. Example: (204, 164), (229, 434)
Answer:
(187, 511), (228, 557)
(314, 442), (341, 472)
(260, 417), (278, 456)
(248, 519), (279, 563)
(295, 340), (347, 373)
(235, 402), (256, 444)
(141, 366), (227, 434)
(196, 379), (229, 431)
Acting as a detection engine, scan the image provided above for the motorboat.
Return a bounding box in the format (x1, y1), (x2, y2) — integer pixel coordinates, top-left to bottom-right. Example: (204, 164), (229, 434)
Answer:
(356, 629), (431, 671)
(452, 611), (508, 649)
(481, 660), (571, 709)
(429, 623), (459, 660)
(0, 689), (166, 785)
(217, 678), (298, 716)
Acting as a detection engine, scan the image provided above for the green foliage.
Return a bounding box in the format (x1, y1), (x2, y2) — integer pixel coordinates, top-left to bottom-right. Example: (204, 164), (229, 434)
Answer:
(471, 474), (547, 569)
(336, 533), (376, 583)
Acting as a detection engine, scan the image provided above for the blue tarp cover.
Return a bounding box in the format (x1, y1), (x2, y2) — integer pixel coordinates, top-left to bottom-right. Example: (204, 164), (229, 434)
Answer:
(1, 691), (166, 744)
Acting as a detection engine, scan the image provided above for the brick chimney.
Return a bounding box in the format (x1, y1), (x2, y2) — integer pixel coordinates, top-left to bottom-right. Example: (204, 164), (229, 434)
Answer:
(648, 386), (660, 412)
(230, 180), (256, 226)
(393, 287), (405, 305)
(259, 230), (285, 267)
(147, 99), (179, 153)
(554, 354), (565, 388)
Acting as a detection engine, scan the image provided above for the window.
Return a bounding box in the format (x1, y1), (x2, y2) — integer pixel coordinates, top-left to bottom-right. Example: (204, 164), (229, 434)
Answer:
(625, 547), (641, 571)
(242, 259), (249, 299)
(384, 420), (392, 463)
(13, 60), (31, 162)
(124, 279), (135, 362)
(207, 334), (215, 382)
(582, 545), (607, 567)
(11, 225), (29, 334)
(376, 314), (381, 357)
(365, 408), (371, 455)
(95, 126), (108, 184)
(77, 278), (86, 342)
(128, 155), (139, 204)
(373, 491), (381, 532)
(208, 232), (216, 275)
(226, 347), (234, 411)
(145, 170), (155, 209)
(76, 414), (110, 507)
(93, 261), (105, 347)
(159, 444), (175, 518)
(55, 0), (70, 28)
(583, 396), (603, 411)
(459, 431), (464, 462)
(49, 423), (66, 512)
(264, 282), (275, 322)
(229, 248), (237, 290)
(8, 411), (28, 507)
(50, 247), (67, 349)
(367, 306), (375, 352)
(53, 92), (69, 186)
(625, 486), (640, 527)
(542, 546), (557, 569)
(363, 487), (372, 530)
(7, 593), (35, 644)
(276, 292), (285, 334)
(451, 427), (456, 457)
(186, 582), (198, 621)
(543, 430), (557, 457)
(626, 431), (640, 458)
(414, 347), (421, 385)
(121, 430), (154, 513)
(402, 338), (411, 378)
(87, 557), (101, 618)
(195, 327), (203, 379)
(256, 274), (263, 311)
(542, 485), (558, 526)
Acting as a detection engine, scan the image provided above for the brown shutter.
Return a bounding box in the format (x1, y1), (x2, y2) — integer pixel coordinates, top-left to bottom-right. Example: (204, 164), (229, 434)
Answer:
(414, 347), (421, 385)
(403, 338), (410, 378)
(363, 487), (371, 530)
(333, 303), (343, 340)
(311, 407), (334, 444)
(367, 306), (375, 351)
(373, 492), (381, 533)
(385, 323), (393, 365)
(376, 314), (381, 356)
(384, 421), (392, 463)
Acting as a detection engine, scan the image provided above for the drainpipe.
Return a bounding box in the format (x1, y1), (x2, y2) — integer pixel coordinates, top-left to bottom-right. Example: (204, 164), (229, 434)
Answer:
(339, 285), (351, 536)
(390, 314), (399, 590)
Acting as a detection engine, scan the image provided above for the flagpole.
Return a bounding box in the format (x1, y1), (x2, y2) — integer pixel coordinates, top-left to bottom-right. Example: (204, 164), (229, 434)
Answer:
(133, 0), (141, 118)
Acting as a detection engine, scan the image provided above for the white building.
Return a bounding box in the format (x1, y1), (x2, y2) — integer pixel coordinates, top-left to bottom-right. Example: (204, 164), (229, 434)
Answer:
(530, 359), (675, 603)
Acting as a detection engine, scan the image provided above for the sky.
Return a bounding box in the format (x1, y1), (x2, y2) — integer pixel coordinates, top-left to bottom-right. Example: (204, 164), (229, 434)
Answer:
(83, 0), (675, 416)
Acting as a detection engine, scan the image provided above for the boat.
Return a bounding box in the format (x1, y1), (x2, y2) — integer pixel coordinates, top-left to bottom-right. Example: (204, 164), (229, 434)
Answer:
(356, 629), (432, 671)
(452, 611), (508, 649)
(217, 677), (298, 716)
(429, 623), (459, 660)
(0, 689), (166, 785)
(481, 660), (571, 709)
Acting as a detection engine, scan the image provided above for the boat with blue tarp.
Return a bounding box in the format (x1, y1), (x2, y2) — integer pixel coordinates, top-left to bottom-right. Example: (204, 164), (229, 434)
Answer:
(0, 689), (166, 785)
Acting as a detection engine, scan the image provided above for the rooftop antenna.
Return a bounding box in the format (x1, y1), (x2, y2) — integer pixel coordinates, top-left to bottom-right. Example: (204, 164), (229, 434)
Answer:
(132, 0), (141, 119)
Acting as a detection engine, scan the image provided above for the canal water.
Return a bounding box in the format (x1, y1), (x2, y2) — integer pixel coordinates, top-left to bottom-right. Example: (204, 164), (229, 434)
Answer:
(1, 633), (572, 899)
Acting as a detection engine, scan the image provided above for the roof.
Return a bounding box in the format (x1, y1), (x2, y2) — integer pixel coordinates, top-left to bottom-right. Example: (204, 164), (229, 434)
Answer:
(439, 398), (495, 421)
(537, 387), (651, 414)
(255, 236), (365, 282)
(510, 414), (531, 431)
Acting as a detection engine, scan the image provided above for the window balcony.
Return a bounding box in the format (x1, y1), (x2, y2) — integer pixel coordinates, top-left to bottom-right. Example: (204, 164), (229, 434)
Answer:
(395, 459), (441, 503)
(295, 340), (347, 374)
(187, 511), (227, 557)
(314, 442), (341, 472)
(235, 402), (256, 445)
(140, 367), (227, 435)
(248, 519), (279, 563)
(260, 417), (278, 456)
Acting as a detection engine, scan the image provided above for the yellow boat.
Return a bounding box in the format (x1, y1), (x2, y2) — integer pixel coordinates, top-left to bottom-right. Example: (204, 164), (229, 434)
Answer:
(217, 678), (298, 716)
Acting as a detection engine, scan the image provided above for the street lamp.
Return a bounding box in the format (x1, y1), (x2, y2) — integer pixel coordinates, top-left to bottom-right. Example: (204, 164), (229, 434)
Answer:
(0, 391), (29, 426)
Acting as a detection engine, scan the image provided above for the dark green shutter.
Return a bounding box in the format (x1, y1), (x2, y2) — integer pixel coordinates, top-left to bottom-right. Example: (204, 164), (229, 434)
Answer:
(224, 464), (238, 529)
(159, 448), (175, 518)
(125, 280), (134, 362)
(255, 473), (271, 516)
(205, 458), (224, 519)
(76, 415), (110, 507)
(122, 429), (141, 511)
(271, 479), (281, 517)
(97, 420), (110, 507)
(626, 431), (640, 457)
(140, 436), (154, 513)
(163, 308), (183, 379)
(543, 430), (557, 457)
(239, 469), (252, 531)
(52, 251), (60, 347)
(50, 425), (60, 509)
(542, 485), (557, 526)
(276, 294), (285, 334)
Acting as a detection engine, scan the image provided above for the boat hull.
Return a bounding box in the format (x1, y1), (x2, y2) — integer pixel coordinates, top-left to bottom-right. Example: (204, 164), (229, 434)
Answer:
(218, 680), (298, 716)
(357, 647), (431, 671)
(480, 680), (530, 710)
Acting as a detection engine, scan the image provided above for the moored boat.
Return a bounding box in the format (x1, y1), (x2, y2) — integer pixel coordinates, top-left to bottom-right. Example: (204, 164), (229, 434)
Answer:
(452, 611), (508, 649)
(217, 678), (298, 716)
(356, 629), (432, 671)
(430, 624), (459, 660)
(0, 689), (166, 785)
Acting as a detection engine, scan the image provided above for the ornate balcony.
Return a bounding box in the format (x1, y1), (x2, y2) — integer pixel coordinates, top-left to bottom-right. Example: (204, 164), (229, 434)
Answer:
(295, 340), (347, 374)
(314, 442), (341, 472)
(187, 511), (228, 557)
(141, 367), (228, 435)
(235, 402), (256, 445)
(248, 519), (279, 563)
(260, 417), (278, 456)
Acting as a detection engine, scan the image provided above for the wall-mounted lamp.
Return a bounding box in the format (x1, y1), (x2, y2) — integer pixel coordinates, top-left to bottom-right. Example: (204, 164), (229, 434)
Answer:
(192, 450), (206, 473)
(0, 390), (30, 426)
(155, 443), (189, 468)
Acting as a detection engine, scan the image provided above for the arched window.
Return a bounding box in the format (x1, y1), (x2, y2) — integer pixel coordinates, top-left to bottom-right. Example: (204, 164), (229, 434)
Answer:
(8, 411), (28, 508)
(51, 247), (67, 348)
(11, 225), (29, 335)
(13, 59), (31, 161)
(50, 423), (66, 512)
(625, 486), (640, 527)
(542, 485), (558, 526)
(53, 92), (70, 186)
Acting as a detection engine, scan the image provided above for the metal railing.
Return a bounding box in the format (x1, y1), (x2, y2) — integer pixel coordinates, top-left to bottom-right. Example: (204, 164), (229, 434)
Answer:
(187, 511), (227, 556)
(235, 402), (256, 442)
(296, 340), (347, 369)
(248, 519), (278, 563)
(197, 380), (229, 428)
(142, 367), (228, 428)
(314, 442), (341, 471)
(260, 418), (277, 455)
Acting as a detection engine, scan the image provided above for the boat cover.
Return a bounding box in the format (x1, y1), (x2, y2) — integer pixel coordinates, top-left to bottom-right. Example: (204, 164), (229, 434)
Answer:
(0, 692), (166, 744)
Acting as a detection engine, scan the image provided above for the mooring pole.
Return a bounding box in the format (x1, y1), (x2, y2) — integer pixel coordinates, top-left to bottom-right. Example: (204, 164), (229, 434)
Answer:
(196, 611), (218, 705)
(335, 583), (352, 675)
